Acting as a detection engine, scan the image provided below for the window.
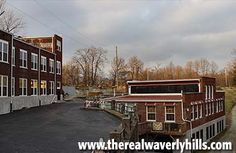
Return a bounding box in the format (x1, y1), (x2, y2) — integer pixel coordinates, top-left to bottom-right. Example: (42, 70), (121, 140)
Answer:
(205, 85), (208, 100)
(41, 80), (47, 95)
(194, 105), (198, 119)
(191, 105), (194, 120)
(49, 59), (54, 73)
(41, 56), (47, 72)
(146, 106), (156, 121)
(211, 85), (214, 99)
(200, 129), (204, 140)
(20, 49), (27, 68)
(31, 53), (38, 70)
(199, 104), (202, 118)
(31, 79), (38, 96)
(11, 77), (15, 96)
(56, 40), (61, 51)
(56, 61), (61, 74)
(165, 106), (175, 122)
(205, 103), (208, 116)
(212, 102), (214, 114)
(12, 47), (15, 66)
(208, 86), (211, 99)
(0, 39), (8, 63)
(0, 75), (8, 97)
(49, 81), (54, 95)
(208, 102), (211, 115)
(19, 78), (27, 96)
(57, 81), (61, 89)
(206, 127), (209, 140)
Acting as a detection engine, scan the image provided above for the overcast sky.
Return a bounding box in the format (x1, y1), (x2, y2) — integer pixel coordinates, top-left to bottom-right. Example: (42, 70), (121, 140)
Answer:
(7, 0), (236, 70)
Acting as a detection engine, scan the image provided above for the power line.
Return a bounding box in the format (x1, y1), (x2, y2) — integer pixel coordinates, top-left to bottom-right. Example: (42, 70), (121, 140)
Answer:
(33, 0), (107, 47)
(6, 1), (91, 47)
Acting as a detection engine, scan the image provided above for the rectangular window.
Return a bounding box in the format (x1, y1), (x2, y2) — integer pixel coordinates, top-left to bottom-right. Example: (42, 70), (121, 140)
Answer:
(19, 78), (27, 96)
(12, 47), (15, 66)
(146, 106), (156, 121)
(211, 85), (214, 99)
(194, 105), (198, 119)
(57, 81), (61, 89)
(49, 59), (54, 73)
(212, 102), (214, 114)
(205, 103), (208, 116)
(56, 40), (61, 51)
(200, 129), (204, 140)
(41, 80), (47, 95)
(206, 127), (209, 140)
(31, 79), (38, 95)
(191, 105), (194, 120)
(0, 39), (8, 63)
(165, 106), (175, 122)
(41, 56), (47, 72)
(205, 85), (208, 100)
(31, 53), (38, 70)
(56, 61), (61, 75)
(199, 104), (202, 118)
(208, 102), (211, 115)
(0, 75), (8, 97)
(20, 49), (27, 68)
(49, 81), (54, 95)
(11, 77), (15, 96)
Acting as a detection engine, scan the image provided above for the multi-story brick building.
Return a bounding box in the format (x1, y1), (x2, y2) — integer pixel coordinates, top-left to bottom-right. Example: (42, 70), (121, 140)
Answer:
(104, 77), (225, 143)
(0, 29), (63, 115)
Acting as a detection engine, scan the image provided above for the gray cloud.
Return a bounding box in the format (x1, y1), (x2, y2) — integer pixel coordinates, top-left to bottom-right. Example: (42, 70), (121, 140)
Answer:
(8, 0), (236, 70)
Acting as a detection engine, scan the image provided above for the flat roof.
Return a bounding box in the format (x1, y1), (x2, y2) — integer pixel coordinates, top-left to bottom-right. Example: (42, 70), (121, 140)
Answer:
(127, 79), (200, 84)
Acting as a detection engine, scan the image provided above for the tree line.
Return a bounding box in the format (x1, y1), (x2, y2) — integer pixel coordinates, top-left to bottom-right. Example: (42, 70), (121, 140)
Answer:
(63, 47), (236, 90)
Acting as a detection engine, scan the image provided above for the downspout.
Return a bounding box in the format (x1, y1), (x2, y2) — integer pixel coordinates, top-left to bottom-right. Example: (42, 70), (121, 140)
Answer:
(181, 91), (193, 153)
(38, 48), (41, 106)
(181, 91), (193, 139)
(10, 33), (13, 112)
(53, 36), (57, 102)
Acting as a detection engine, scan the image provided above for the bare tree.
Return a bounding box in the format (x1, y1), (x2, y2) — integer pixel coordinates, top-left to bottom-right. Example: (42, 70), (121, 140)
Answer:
(127, 56), (144, 80)
(73, 47), (107, 87)
(0, 0), (24, 33)
(62, 60), (81, 87)
(110, 56), (127, 86)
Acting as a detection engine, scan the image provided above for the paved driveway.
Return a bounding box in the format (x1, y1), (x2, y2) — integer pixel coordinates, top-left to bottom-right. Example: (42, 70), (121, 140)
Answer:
(0, 99), (120, 153)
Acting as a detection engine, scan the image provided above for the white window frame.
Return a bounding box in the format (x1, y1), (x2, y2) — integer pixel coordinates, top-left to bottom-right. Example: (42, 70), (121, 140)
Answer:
(211, 85), (214, 99)
(49, 58), (54, 73)
(12, 47), (15, 66)
(0, 39), (9, 63)
(56, 61), (61, 75)
(41, 80), (47, 95)
(31, 79), (38, 96)
(11, 77), (15, 96)
(49, 81), (54, 95)
(41, 56), (47, 72)
(19, 78), (27, 96)
(146, 106), (156, 122)
(194, 105), (198, 120)
(20, 49), (27, 69)
(0, 75), (8, 97)
(205, 85), (208, 100)
(199, 104), (202, 118)
(31, 53), (38, 71)
(56, 40), (61, 51)
(165, 106), (175, 123)
(205, 103), (208, 117)
(191, 105), (194, 121)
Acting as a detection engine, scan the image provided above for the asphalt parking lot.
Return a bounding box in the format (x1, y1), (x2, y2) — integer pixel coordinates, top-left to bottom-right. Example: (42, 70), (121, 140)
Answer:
(0, 99), (120, 153)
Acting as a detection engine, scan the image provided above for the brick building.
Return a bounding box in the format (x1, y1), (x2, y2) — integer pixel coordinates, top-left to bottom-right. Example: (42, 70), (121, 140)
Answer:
(104, 77), (225, 143)
(0, 29), (63, 115)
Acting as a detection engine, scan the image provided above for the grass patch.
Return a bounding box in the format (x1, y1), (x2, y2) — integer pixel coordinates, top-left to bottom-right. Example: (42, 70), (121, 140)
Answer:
(219, 87), (236, 114)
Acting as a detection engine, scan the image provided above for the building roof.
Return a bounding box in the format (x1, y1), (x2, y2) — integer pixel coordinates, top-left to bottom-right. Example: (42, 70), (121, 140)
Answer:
(102, 95), (182, 102)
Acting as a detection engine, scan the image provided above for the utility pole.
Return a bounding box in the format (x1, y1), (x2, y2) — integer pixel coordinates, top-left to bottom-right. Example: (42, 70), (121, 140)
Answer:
(116, 46), (118, 87)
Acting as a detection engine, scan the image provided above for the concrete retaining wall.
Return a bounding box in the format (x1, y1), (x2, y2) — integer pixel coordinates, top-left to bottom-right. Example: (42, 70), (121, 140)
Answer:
(0, 97), (11, 115)
(0, 95), (57, 115)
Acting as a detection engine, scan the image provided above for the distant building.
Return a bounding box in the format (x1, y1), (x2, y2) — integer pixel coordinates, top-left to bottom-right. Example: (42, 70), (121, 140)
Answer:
(104, 77), (226, 143)
(0, 29), (62, 115)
